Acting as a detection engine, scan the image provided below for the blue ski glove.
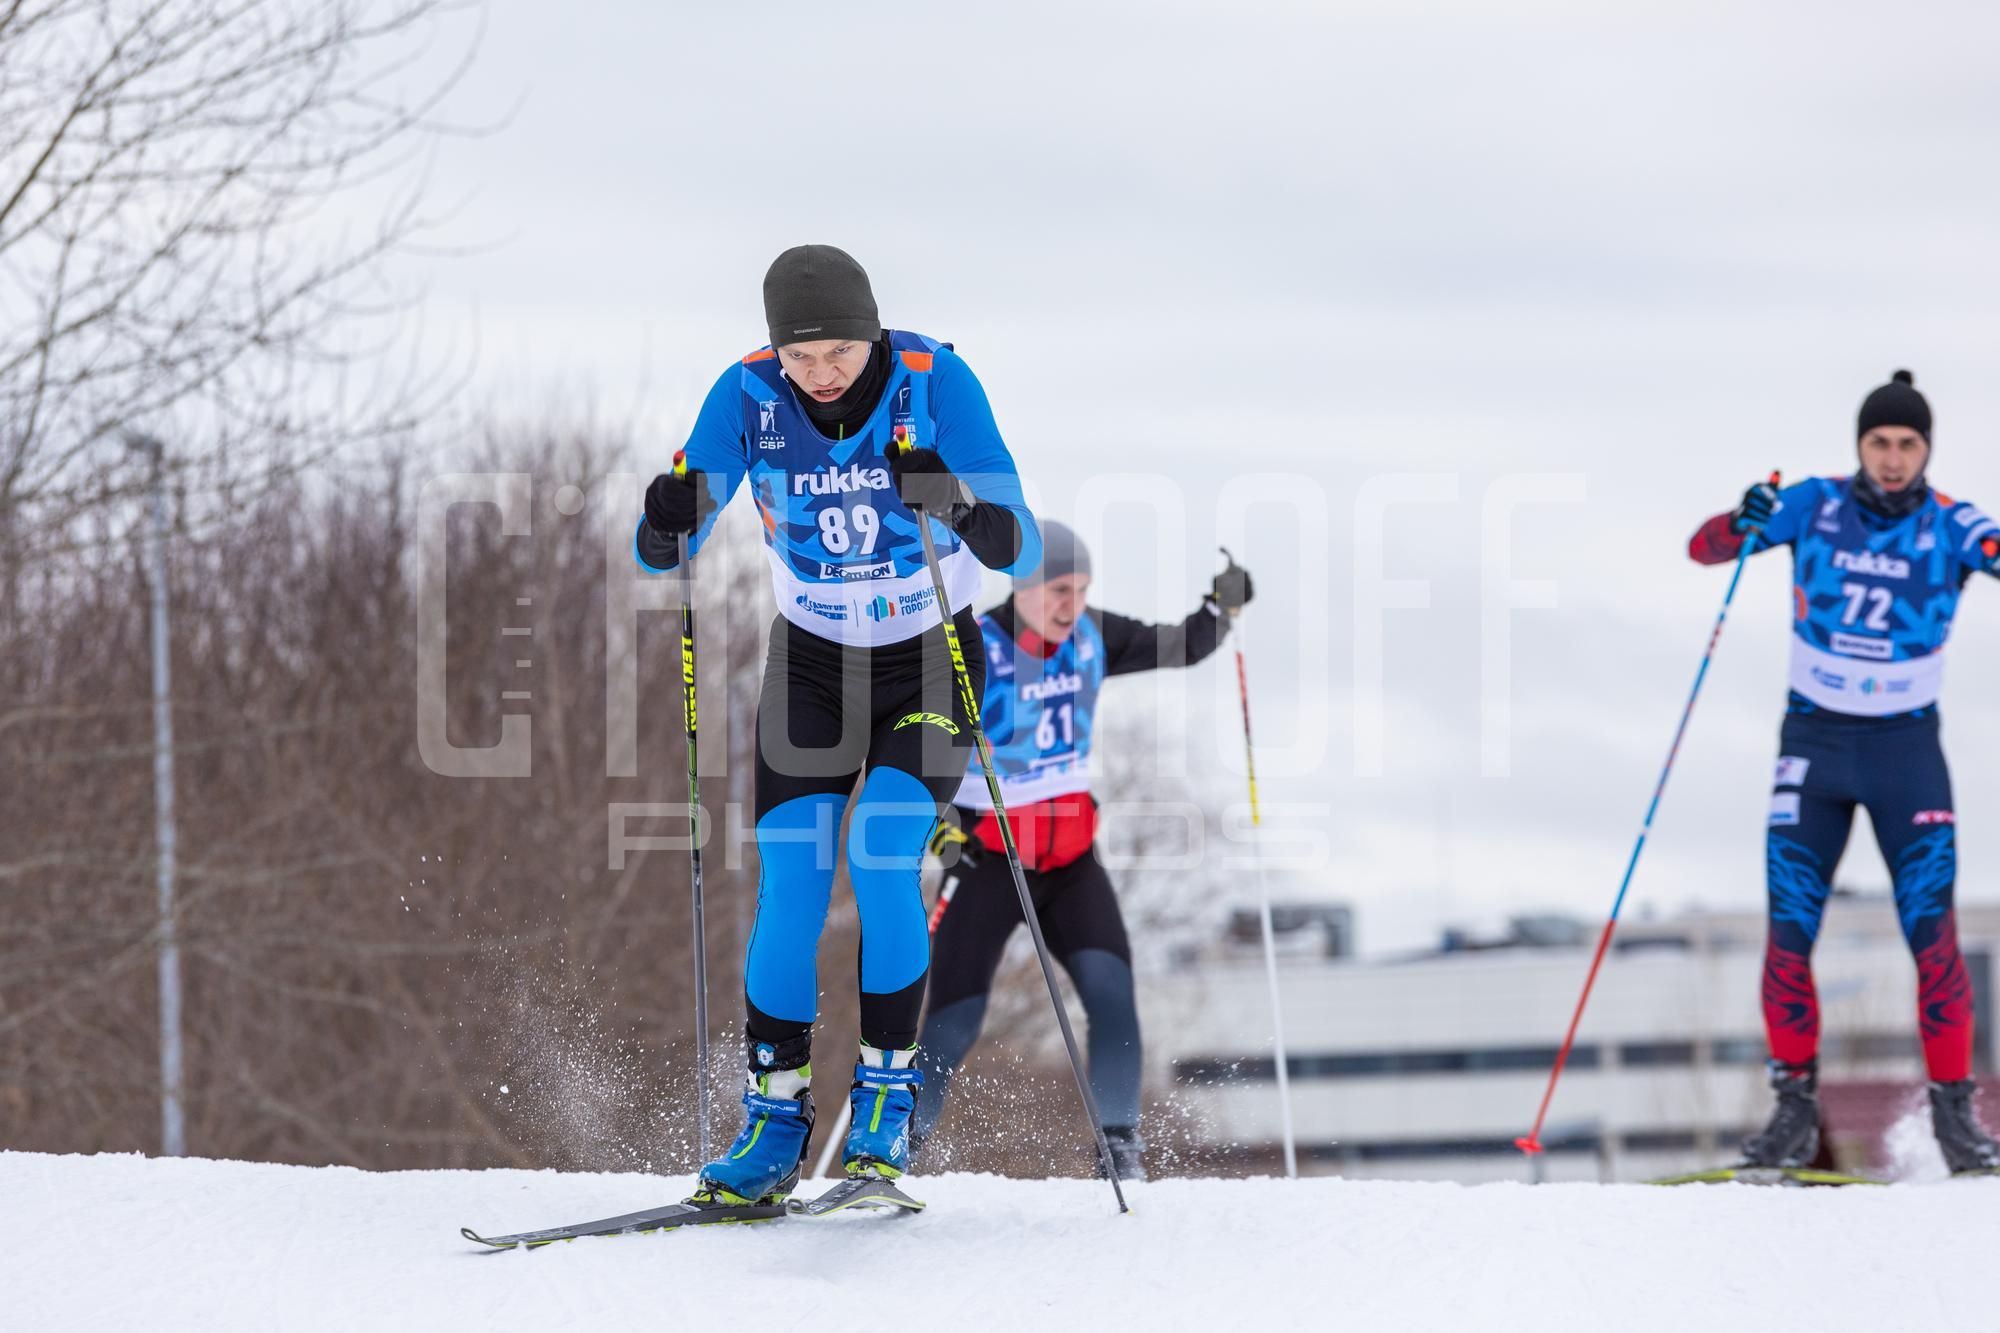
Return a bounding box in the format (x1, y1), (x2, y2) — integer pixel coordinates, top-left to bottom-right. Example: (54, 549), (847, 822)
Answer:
(1731, 479), (1778, 534)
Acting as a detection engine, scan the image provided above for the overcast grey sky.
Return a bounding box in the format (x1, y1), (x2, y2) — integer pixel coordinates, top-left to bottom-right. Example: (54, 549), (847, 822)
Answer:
(391, 1), (2000, 952)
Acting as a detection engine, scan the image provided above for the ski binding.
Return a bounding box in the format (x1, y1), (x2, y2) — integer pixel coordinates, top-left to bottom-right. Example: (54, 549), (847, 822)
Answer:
(785, 1175), (926, 1218)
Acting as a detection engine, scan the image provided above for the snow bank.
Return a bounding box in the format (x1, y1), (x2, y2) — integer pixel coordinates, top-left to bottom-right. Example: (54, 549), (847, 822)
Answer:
(6, 1150), (1996, 1332)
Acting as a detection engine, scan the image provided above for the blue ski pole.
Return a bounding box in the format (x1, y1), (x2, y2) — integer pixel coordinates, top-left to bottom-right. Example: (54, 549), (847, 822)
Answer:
(1517, 471), (1780, 1156)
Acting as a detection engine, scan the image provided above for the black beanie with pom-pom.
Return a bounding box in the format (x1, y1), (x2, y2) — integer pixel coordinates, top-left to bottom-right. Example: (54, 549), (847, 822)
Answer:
(1857, 369), (1932, 442)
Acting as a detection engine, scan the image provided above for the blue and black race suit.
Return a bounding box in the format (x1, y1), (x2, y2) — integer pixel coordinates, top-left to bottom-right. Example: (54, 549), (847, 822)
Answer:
(1691, 476), (1995, 1079)
(637, 334), (1039, 1055)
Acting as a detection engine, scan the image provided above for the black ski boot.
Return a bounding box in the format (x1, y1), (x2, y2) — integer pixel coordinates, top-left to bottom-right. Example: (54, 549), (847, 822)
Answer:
(1739, 1060), (1820, 1168)
(1100, 1125), (1147, 1183)
(1929, 1079), (2000, 1174)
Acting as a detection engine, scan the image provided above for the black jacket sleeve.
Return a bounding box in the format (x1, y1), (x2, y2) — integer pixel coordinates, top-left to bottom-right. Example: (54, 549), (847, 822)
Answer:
(951, 500), (1023, 569)
(1096, 601), (1230, 677)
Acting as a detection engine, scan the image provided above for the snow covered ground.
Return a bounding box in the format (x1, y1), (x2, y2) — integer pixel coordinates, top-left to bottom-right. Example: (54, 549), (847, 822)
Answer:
(8, 1151), (1999, 1332)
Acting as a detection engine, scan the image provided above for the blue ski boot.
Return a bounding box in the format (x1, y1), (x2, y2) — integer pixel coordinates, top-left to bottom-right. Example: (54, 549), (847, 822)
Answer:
(843, 1044), (922, 1180)
(694, 1046), (815, 1205)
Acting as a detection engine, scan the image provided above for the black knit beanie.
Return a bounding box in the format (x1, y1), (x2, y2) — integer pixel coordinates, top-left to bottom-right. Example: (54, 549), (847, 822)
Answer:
(1015, 519), (1091, 590)
(1857, 369), (1932, 442)
(763, 245), (880, 349)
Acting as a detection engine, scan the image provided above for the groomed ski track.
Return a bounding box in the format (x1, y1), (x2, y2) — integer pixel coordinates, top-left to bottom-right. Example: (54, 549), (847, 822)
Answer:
(8, 1150), (1995, 1331)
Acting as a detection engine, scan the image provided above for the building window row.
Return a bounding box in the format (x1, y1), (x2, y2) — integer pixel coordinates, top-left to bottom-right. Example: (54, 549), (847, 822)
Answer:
(1173, 1034), (1922, 1085)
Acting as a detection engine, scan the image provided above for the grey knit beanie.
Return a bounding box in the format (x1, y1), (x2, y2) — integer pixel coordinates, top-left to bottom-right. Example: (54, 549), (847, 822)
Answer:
(763, 244), (881, 349)
(1015, 519), (1091, 590)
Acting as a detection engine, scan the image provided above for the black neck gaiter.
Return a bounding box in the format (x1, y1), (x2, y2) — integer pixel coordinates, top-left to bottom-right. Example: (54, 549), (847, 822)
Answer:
(1852, 466), (1930, 520)
(794, 335), (892, 440)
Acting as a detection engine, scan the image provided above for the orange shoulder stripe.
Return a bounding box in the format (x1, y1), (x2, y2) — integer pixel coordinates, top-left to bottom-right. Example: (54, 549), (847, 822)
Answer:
(899, 350), (934, 372)
(742, 348), (776, 364)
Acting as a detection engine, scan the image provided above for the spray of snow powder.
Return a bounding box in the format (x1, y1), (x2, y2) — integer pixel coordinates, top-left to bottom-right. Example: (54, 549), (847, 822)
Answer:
(1878, 1085), (1949, 1183)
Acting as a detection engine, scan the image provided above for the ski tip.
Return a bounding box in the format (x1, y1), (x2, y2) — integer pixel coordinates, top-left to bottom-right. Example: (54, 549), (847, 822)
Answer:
(1514, 1136), (1544, 1155)
(461, 1227), (515, 1250)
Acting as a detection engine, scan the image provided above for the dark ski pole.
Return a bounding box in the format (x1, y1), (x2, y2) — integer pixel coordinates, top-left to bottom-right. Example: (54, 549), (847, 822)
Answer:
(895, 440), (1130, 1213)
(673, 450), (712, 1165)
(1516, 471), (1780, 1158)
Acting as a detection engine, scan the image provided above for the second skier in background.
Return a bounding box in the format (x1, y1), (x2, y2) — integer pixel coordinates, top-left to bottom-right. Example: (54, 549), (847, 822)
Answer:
(1688, 369), (2000, 1174)
(911, 521), (1252, 1180)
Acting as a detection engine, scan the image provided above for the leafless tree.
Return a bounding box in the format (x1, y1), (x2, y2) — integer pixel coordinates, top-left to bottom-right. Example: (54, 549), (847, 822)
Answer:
(0, 0), (479, 596)
(0, 427), (1231, 1177)
(0, 429), (714, 1169)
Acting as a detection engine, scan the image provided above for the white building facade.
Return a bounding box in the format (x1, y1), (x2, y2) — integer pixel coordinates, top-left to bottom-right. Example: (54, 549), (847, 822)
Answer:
(1142, 898), (2000, 1182)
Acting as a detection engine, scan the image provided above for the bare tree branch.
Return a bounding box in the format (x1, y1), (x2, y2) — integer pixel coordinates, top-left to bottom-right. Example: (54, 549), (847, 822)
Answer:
(0, 0), (482, 581)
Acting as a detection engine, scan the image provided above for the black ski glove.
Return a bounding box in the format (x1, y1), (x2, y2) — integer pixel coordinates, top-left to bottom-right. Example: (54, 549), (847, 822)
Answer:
(1210, 559), (1255, 612)
(926, 810), (976, 870)
(889, 445), (975, 524)
(644, 460), (715, 537)
(1731, 479), (1778, 534)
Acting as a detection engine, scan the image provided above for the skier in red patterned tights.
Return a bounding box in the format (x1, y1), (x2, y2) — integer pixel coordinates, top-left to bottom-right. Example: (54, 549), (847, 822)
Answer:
(1688, 370), (2000, 1173)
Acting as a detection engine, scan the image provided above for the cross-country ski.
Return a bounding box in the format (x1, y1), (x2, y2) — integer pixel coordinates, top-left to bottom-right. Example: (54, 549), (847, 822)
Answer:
(458, 1174), (922, 1249)
(461, 1197), (785, 1250)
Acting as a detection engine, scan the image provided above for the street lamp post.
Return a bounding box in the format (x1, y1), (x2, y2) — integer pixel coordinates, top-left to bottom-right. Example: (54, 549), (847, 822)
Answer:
(128, 433), (185, 1158)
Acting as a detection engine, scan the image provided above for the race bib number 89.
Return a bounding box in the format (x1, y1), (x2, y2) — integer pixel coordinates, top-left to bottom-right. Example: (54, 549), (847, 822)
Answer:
(818, 504), (880, 555)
